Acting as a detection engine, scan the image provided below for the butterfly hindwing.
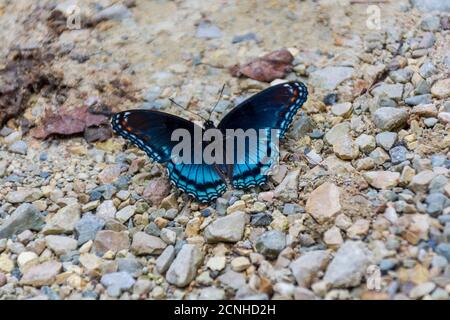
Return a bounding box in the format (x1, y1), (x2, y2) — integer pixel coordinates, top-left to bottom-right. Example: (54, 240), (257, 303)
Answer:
(167, 162), (227, 203)
(111, 110), (227, 203)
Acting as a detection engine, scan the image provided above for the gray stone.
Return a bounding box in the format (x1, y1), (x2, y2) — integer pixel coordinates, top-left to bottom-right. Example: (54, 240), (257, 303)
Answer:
(309, 67), (355, 90)
(204, 211), (246, 243)
(290, 250), (331, 287)
(429, 175), (448, 193)
(166, 244), (203, 287)
(431, 155), (448, 168)
(101, 272), (135, 297)
(372, 107), (408, 131)
(389, 146), (408, 165)
(424, 117), (437, 127)
(355, 134), (376, 153)
(117, 258), (142, 277)
(8, 140), (28, 155)
(6, 188), (43, 203)
(419, 32), (436, 49)
(419, 61), (437, 78)
(389, 68), (413, 83)
(410, 282), (436, 299)
(323, 241), (371, 288)
(376, 132), (397, 151)
(405, 94), (432, 106)
(425, 193), (447, 216)
(371, 83), (403, 100)
(45, 235), (78, 255)
(421, 15), (441, 31)
(0, 204), (44, 239)
(75, 213), (105, 244)
(218, 269), (246, 290)
(92, 4), (132, 22)
(196, 21), (223, 39)
(156, 245), (175, 274)
(291, 116), (314, 139)
(198, 287), (226, 300)
(255, 230), (286, 259)
(415, 79), (431, 95)
(411, 0), (450, 12)
(436, 243), (450, 261)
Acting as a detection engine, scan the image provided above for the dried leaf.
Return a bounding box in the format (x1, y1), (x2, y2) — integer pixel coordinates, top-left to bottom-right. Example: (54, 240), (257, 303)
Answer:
(230, 49), (294, 82)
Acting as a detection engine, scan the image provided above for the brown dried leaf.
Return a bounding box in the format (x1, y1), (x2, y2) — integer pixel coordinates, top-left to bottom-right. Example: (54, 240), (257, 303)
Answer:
(230, 49), (294, 82)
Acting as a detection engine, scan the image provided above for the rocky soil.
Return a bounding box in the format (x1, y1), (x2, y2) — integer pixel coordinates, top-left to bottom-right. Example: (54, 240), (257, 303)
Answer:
(0, 0), (449, 300)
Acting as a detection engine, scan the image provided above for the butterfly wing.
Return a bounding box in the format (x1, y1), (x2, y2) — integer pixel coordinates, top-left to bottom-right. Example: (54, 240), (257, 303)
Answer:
(112, 109), (197, 163)
(167, 162), (227, 203)
(218, 81), (308, 189)
(111, 110), (227, 202)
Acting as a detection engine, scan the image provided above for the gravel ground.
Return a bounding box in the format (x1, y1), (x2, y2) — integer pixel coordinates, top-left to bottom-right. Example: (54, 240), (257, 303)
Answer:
(0, 0), (449, 300)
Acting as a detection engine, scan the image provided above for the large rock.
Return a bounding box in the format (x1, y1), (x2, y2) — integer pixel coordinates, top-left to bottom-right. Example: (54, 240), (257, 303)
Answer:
(372, 107), (408, 131)
(371, 83), (404, 100)
(323, 241), (371, 288)
(156, 245), (175, 273)
(0, 204), (44, 239)
(101, 271), (135, 297)
(309, 67), (355, 90)
(45, 235), (78, 255)
(131, 232), (167, 255)
(290, 250), (331, 287)
(204, 211), (246, 243)
(20, 261), (62, 287)
(363, 171), (400, 189)
(75, 213), (105, 244)
(411, 0), (450, 12)
(166, 244), (203, 287)
(43, 203), (81, 235)
(93, 230), (130, 255)
(305, 182), (341, 224)
(274, 169), (300, 200)
(255, 230), (286, 259)
(431, 79), (450, 99)
(324, 122), (351, 146)
(5, 188), (43, 203)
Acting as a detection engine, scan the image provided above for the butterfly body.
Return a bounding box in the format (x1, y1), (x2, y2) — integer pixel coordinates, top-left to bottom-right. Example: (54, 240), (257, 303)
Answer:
(111, 81), (308, 203)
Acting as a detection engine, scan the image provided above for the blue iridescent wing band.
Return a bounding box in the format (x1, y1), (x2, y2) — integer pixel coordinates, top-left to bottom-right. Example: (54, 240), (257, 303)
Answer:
(111, 110), (227, 203)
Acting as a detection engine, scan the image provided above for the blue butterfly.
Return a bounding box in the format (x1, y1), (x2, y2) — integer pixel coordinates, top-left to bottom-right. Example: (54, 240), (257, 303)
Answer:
(111, 81), (308, 203)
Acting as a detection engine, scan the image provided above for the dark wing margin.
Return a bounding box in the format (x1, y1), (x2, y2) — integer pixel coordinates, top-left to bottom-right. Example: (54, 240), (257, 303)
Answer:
(218, 81), (307, 189)
(218, 81), (308, 138)
(111, 109), (200, 163)
(111, 109), (227, 203)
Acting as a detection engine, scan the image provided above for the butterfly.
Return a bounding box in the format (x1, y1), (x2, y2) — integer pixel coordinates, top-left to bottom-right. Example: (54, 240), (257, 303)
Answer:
(111, 81), (308, 203)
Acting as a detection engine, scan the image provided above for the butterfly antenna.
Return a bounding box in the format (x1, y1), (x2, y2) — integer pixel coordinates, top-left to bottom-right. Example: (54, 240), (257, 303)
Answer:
(208, 84), (226, 121)
(169, 98), (208, 121)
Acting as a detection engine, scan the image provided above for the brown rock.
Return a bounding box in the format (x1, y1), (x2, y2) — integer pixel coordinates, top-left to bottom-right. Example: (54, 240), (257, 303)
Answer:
(131, 232), (167, 255)
(306, 182), (341, 224)
(143, 177), (171, 206)
(411, 104), (438, 117)
(363, 171), (400, 189)
(98, 164), (122, 184)
(93, 230), (130, 255)
(20, 261), (62, 287)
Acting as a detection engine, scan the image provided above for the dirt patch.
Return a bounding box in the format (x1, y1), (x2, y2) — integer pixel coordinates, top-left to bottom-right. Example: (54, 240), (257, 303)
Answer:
(0, 48), (65, 128)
